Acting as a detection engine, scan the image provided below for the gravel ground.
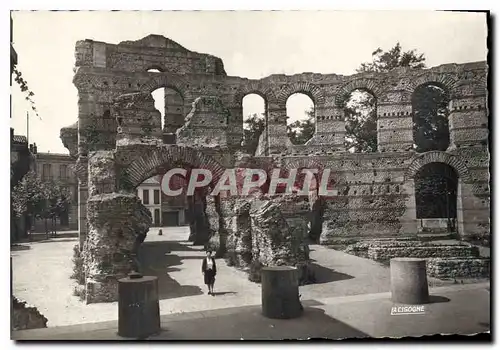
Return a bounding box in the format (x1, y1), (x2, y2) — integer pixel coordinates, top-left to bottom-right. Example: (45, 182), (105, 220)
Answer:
(11, 226), (486, 327)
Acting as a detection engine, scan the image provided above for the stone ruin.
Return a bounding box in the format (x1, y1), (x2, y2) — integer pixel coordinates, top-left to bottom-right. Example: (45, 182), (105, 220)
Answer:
(12, 297), (49, 331)
(59, 34), (490, 303)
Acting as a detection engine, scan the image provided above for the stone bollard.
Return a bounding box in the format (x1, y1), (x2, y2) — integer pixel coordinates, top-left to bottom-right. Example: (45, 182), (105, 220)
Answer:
(118, 272), (161, 339)
(261, 266), (303, 319)
(390, 258), (429, 304)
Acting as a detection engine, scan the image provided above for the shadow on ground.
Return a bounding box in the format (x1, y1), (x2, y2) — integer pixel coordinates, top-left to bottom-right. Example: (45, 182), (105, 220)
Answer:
(138, 241), (203, 300)
(155, 241), (205, 253)
(150, 305), (369, 340)
(211, 291), (237, 296)
(11, 305), (369, 340)
(429, 295), (450, 304)
(16, 232), (78, 244)
(11, 245), (31, 251)
(15, 238), (78, 245)
(308, 263), (354, 284)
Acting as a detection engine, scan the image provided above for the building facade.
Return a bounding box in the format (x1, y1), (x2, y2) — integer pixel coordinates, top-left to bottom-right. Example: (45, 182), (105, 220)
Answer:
(136, 177), (162, 226)
(137, 175), (187, 227)
(33, 152), (79, 231)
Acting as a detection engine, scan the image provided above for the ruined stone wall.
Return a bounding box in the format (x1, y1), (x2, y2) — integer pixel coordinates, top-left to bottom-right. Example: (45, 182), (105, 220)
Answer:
(61, 35), (489, 269)
(68, 36), (488, 159)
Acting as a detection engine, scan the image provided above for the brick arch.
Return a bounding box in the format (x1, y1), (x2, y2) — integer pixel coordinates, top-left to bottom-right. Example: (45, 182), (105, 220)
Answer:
(233, 82), (275, 107)
(336, 78), (384, 105)
(275, 82), (325, 107)
(141, 73), (192, 102)
(123, 146), (226, 189)
(405, 151), (471, 182)
(145, 65), (167, 73)
(282, 157), (326, 173)
(405, 72), (459, 97)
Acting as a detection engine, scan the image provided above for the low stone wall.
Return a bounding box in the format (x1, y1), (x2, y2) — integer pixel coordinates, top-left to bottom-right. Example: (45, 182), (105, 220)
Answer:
(343, 239), (489, 279)
(427, 258), (490, 279)
(368, 244), (480, 262)
(12, 297), (48, 331)
(344, 239), (425, 258)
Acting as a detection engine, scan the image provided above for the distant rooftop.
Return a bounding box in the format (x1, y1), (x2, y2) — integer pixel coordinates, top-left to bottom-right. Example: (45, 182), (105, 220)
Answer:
(12, 135), (27, 144)
(36, 152), (72, 160)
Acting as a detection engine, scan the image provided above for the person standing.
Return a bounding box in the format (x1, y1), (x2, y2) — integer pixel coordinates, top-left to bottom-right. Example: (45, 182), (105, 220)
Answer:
(201, 250), (217, 295)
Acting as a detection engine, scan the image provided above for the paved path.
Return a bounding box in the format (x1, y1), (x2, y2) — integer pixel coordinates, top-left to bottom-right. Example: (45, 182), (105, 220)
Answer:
(10, 226), (484, 327)
(12, 227), (261, 327)
(13, 283), (490, 340)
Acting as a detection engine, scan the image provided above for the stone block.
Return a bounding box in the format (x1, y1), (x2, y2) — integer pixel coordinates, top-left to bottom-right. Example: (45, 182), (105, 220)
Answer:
(118, 274), (160, 339)
(261, 266), (303, 319)
(390, 258), (429, 304)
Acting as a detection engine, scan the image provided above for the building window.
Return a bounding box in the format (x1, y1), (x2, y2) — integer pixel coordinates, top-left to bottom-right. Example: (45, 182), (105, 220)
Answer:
(60, 164), (68, 180)
(143, 189), (149, 205)
(42, 163), (52, 181)
(154, 189), (160, 205)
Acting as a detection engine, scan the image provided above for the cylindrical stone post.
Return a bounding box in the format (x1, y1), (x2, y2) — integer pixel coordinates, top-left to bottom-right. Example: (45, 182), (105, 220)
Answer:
(261, 266), (303, 319)
(118, 273), (160, 339)
(390, 258), (430, 304)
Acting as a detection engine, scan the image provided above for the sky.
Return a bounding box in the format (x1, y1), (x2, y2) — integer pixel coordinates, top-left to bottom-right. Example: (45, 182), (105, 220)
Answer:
(10, 10), (488, 154)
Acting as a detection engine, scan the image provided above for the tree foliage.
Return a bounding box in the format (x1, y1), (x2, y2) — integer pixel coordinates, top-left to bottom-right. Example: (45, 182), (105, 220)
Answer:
(13, 65), (40, 118)
(12, 171), (71, 235)
(287, 108), (315, 145)
(357, 42), (426, 73)
(412, 84), (450, 152)
(343, 92), (378, 153)
(12, 171), (45, 221)
(340, 43), (428, 153)
(242, 113), (266, 155)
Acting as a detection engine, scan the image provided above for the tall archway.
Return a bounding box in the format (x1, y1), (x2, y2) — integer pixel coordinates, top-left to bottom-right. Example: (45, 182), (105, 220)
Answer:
(286, 93), (315, 145)
(121, 145), (226, 245)
(414, 162), (458, 233)
(147, 69), (184, 143)
(341, 88), (377, 153)
(148, 69), (165, 134)
(412, 83), (450, 152)
(242, 93), (266, 155)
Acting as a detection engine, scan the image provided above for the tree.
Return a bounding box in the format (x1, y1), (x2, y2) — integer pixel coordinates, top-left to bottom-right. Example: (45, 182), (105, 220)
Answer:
(343, 93), (378, 153)
(357, 42), (426, 73)
(12, 171), (71, 237)
(287, 108), (315, 145)
(242, 113), (265, 155)
(12, 171), (45, 234)
(412, 84), (450, 152)
(342, 43), (427, 153)
(42, 180), (72, 236)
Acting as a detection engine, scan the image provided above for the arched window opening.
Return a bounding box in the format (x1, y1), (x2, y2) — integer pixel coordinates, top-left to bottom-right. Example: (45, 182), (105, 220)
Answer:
(286, 93), (315, 145)
(342, 89), (377, 153)
(414, 162), (458, 233)
(148, 69), (165, 133)
(242, 94), (266, 155)
(412, 84), (450, 152)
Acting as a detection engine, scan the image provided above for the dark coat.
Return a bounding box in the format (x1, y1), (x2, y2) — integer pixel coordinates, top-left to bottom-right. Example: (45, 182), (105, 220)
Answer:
(201, 257), (217, 275)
